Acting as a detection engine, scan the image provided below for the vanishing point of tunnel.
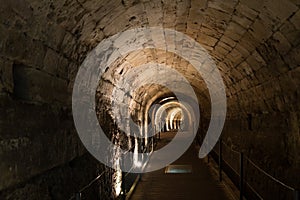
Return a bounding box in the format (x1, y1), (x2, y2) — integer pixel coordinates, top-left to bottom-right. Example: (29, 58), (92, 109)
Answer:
(0, 0), (299, 200)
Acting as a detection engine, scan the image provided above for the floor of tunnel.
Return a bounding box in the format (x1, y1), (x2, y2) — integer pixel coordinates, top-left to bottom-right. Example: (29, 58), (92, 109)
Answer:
(129, 132), (234, 200)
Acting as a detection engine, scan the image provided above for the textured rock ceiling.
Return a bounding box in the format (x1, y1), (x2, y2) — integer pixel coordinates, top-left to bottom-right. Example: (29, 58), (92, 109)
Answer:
(1, 0), (299, 116)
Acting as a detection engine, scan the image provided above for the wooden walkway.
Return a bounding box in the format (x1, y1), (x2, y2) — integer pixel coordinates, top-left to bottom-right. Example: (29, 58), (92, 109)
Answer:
(129, 132), (234, 200)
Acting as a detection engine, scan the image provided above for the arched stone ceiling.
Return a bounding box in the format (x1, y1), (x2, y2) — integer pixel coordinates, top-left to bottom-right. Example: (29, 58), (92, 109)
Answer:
(99, 49), (210, 118)
(0, 0), (299, 190)
(1, 0), (299, 116)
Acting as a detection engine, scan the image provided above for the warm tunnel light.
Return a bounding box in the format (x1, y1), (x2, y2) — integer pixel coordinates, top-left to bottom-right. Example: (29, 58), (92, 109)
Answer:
(155, 101), (193, 132)
(168, 108), (183, 130)
(159, 96), (176, 103)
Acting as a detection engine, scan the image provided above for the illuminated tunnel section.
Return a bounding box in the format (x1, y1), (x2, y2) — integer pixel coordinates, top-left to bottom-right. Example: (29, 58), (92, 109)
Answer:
(0, 0), (299, 199)
(153, 100), (194, 133)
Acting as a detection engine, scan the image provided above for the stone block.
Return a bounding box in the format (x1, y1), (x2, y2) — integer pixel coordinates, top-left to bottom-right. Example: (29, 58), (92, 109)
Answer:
(220, 35), (236, 48)
(279, 74), (298, 94)
(232, 14), (253, 29)
(237, 61), (253, 76)
(230, 67), (243, 81)
(290, 67), (300, 86)
(187, 7), (204, 25)
(199, 25), (223, 38)
(290, 10), (300, 30)
(13, 64), (69, 104)
(279, 21), (300, 47)
(2, 30), (27, 60)
(83, 0), (117, 11)
(57, 57), (69, 79)
(239, 32), (259, 52)
(217, 41), (232, 51)
(264, 0), (298, 22)
(224, 29), (243, 42)
(227, 49), (243, 65)
(175, 23), (187, 32)
(43, 48), (60, 75)
(6, 0), (33, 21)
(191, 0), (207, 10)
(272, 31), (292, 55)
(289, 0), (300, 6)
(249, 18), (273, 42)
(252, 50), (267, 66)
(227, 21), (247, 36)
(176, 0), (191, 16)
(214, 45), (229, 57)
(204, 7), (232, 25)
(25, 39), (47, 68)
(2, 30), (47, 68)
(46, 24), (66, 50)
(235, 43), (250, 58)
(255, 66), (272, 83)
(0, 57), (13, 93)
(256, 42), (278, 64)
(238, 1), (261, 15)
(0, 25), (9, 53)
(239, 78), (249, 91)
(61, 32), (77, 58)
(283, 46), (300, 69)
(197, 33), (218, 47)
(0, 94), (81, 191)
(207, 0), (236, 14)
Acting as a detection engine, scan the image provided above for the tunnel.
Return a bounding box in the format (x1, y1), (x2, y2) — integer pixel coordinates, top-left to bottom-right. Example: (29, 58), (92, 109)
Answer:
(0, 0), (299, 199)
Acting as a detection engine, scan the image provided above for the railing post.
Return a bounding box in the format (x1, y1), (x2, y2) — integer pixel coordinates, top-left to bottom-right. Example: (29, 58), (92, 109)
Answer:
(159, 122), (161, 139)
(121, 158), (126, 200)
(219, 138), (222, 182)
(295, 190), (299, 200)
(122, 173), (126, 200)
(75, 193), (81, 200)
(240, 152), (244, 200)
(152, 136), (154, 152)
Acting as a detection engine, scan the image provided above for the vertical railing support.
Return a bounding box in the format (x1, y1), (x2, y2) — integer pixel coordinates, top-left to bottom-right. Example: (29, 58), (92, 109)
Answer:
(295, 190), (299, 200)
(75, 193), (81, 200)
(240, 152), (244, 200)
(159, 122), (161, 140)
(152, 136), (154, 152)
(121, 158), (126, 200)
(219, 138), (222, 182)
(121, 174), (126, 199)
(159, 131), (161, 140)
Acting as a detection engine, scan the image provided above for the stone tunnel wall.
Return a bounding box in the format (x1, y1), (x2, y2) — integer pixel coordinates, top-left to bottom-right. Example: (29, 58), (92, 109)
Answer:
(0, 0), (299, 199)
(220, 24), (300, 190)
(0, 1), (117, 199)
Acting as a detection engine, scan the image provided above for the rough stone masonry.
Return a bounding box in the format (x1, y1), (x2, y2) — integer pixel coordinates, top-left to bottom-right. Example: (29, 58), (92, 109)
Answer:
(0, 0), (299, 199)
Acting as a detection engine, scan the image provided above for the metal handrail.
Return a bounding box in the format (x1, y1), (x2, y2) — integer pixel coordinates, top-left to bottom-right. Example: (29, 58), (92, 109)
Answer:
(219, 139), (299, 200)
(70, 135), (157, 200)
(124, 137), (155, 177)
(244, 155), (295, 191)
(68, 170), (108, 200)
(210, 143), (264, 200)
(220, 140), (296, 191)
(197, 134), (298, 199)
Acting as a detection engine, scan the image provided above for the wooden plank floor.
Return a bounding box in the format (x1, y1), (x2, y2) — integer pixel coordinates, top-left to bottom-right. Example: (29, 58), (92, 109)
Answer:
(130, 132), (234, 200)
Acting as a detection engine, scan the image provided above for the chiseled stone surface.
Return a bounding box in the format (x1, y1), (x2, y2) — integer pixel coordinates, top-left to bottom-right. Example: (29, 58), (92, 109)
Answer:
(0, 0), (299, 199)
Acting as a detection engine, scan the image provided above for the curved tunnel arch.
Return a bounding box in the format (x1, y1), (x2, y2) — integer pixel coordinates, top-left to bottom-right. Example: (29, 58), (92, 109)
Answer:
(153, 100), (194, 132)
(0, 0), (299, 198)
